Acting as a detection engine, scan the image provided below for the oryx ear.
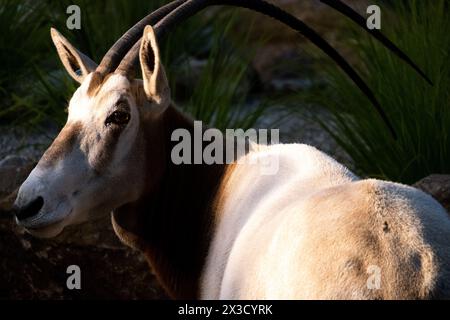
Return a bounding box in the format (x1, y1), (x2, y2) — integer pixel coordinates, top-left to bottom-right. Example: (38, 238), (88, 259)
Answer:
(139, 26), (170, 113)
(50, 28), (97, 83)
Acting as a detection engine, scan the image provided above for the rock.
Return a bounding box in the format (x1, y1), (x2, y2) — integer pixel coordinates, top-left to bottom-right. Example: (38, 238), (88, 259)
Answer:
(0, 219), (167, 299)
(0, 155), (30, 167)
(0, 155), (35, 200)
(0, 127), (54, 162)
(414, 175), (450, 213)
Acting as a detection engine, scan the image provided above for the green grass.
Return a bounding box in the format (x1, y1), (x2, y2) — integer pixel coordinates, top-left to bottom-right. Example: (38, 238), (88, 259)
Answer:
(0, 1), (277, 131)
(0, 0), (175, 127)
(300, 0), (450, 184)
(0, 0), (48, 89)
(179, 12), (272, 131)
(44, 0), (173, 62)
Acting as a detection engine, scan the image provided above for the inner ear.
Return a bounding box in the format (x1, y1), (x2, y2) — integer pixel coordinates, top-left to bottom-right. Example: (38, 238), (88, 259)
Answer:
(140, 35), (158, 82)
(139, 25), (170, 109)
(51, 28), (98, 83)
(64, 45), (82, 75)
(144, 49), (156, 74)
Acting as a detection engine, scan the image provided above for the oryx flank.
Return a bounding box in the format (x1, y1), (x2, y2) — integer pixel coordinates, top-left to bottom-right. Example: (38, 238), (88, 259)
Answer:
(13, 0), (450, 299)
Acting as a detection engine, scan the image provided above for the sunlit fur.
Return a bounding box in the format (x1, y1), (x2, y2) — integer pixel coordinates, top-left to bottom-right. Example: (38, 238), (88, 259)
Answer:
(201, 144), (450, 299)
(15, 73), (146, 237)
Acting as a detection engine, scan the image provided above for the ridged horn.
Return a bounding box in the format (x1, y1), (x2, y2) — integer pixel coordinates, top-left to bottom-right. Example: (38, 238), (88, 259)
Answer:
(117, 0), (399, 137)
(96, 0), (188, 75)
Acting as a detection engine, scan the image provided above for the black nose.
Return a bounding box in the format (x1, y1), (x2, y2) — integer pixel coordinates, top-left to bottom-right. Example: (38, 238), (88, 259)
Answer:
(15, 196), (44, 221)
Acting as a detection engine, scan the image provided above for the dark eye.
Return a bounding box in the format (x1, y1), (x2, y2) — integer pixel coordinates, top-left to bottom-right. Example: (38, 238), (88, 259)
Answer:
(105, 110), (130, 127)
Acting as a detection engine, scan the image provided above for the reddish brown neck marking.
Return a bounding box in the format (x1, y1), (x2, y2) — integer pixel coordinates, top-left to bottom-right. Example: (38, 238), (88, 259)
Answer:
(118, 106), (231, 299)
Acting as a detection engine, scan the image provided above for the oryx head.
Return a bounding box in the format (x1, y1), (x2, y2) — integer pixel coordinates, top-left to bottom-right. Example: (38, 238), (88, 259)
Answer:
(14, 25), (170, 238)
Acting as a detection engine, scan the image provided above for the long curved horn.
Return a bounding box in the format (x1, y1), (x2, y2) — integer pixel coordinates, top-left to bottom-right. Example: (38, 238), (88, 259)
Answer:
(96, 0), (188, 75)
(117, 0), (398, 138)
(319, 0), (432, 85)
(116, 0), (430, 84)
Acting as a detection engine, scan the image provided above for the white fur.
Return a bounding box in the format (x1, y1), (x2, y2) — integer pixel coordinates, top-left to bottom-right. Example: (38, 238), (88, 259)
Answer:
(68, 73), (131, 123)
(67, 73), (94, 122)
(201, 144), (450, 299)
(16, 74), (142, 236)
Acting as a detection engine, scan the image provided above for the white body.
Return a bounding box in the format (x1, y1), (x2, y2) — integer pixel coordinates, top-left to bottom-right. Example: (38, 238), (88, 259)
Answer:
(201, 144), (450, 299)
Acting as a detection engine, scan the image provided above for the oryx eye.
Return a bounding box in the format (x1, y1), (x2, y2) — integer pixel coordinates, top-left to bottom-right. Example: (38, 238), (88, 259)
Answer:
(105, 110), (130, 127)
